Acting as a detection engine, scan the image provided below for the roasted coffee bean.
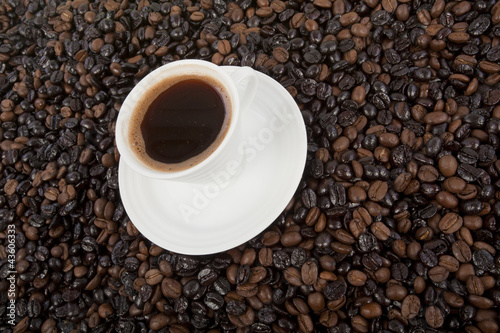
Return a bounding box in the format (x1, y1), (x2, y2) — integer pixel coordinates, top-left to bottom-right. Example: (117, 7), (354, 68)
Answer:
(438, 213), (463, 234)
(347, 270), (367, 287)
(472, 249), (495, 272)
(420, 248), (439, 267)
(367, 181), (388, 202)
(401, 295), (421, 319)
(324, 281), (347, 300)
(428, 266), (449, 283)
(371, 222), (391, 241)
(418, 165), (439, 182)
(301, 260), (318, 286)
(283, 267), (302, 286)
(161, 278), (182, 298)
(425, 305), (444, 328)
(329, 183), (346, 206)
(466, 275), (485, 296)
(145, 269), (163, 285)
(298, 313), (314, 333)
(227, 300), (246, 316)
(360, 302), (382, 319)
(439, 255), (460, 272)
(452, 240), (472, 263)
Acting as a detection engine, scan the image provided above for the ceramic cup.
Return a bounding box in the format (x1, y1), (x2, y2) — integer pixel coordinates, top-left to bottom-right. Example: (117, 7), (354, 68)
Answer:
(116, 60), (258, 183)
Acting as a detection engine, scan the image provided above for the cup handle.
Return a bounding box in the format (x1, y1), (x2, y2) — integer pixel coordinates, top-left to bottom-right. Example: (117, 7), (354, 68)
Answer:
(229, 67), (258, 112)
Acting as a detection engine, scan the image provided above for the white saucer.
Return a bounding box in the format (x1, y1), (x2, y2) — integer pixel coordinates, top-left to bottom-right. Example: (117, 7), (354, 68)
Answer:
(118, 66), (307, 255)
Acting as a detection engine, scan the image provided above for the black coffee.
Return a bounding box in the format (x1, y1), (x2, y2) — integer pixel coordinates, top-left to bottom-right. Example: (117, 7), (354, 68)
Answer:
(129, 76), (231, 172)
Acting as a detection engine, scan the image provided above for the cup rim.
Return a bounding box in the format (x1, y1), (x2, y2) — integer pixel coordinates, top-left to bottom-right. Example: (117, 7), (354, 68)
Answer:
(116, 59), (240, 179)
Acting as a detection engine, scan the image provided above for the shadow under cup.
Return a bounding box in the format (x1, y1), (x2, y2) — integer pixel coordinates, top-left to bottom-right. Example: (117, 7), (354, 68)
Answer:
(116, 60), (247, 183)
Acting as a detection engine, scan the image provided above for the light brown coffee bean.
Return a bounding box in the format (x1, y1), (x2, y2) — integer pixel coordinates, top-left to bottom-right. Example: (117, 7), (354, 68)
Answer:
(401, 295), (421, 319)
(448, 32), (470, 43)
(154, 317), (179, 332)
(468, 295), (494, 309)
(443, 176), (466, 193)
(281, 231), (302, 247)
(351, 23), (370, 37)
(353, 207), (372, 226)
(305, 206), (321, 226)
(464, 215), (482, 230)
(145, 269), (163, 285)
(371, 268), (388, 284)
(161, 278), (182, 298)
(217, 40), (231, 55)
(273, 47), (289, 63)
(304, 19), (319, 32)
(418, 165), (439, 182)
(479, 60), (500, 74)
(290, 12), (306, 28)
(347, 186), (367, 203)
(436, 191), (458, 208)
(351, 86), (366, 105)
(258, 248), (273, 266)
(458, 227), (474, 246)
(371, 222), (391, 241)
(347, 270), (367, 286)
(481, 276), (496, 291)
(360, 302), (382, 319)
(248, 266), (267, 284)
(333, 136), (350, 152)
(236, 282), (259, 298)
(307, 291), (325, 312)
(425, 305), (444, 328)
(428, 266), (449, 283)
(298, 314), (314, 333)
(443, 291), (464, 308)
(301, 261), (319, 286)
(381, 0), (398, 13)
(270, 0), (286, 12)
(368, 180), (388, 202)
(438, 212), (463, 234)
(466, 275), (485, 296)
(190, 11), (205, 21)
(333, 229), (355, 245)
(351, 315), (368, 332)
(379, 133), (400, 147)
(417, 9), (431, 25)
(284, 267), (303, 286)
(349, 218), (367, 238)
(394, 173), (412, 192)
(339, 12), (359, 26)
(452, 1), (471, 16)
(313, 0), (332, 8)
(457, 183), (478, 200)
(452, 240), (472, 263)
(255, 6), (273, 17)
(438, 255), (460, 272)
(386, 285), (407, 301)
(261, 230), (280, 246)
(457, 263), (476, 282)
(477, 320), (499, 333)
(438, 155), (458, 177)
(424, 111), (449, 124)
(240, 248), (256, 266)
(319, 309), (338, 327)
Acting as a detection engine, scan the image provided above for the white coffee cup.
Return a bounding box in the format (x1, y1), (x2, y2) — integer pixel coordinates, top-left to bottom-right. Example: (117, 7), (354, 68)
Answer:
(116, 60), (258, 182)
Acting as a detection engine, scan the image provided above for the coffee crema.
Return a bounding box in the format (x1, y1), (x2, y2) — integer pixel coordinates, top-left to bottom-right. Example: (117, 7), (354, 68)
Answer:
(128, 74), (231, 172)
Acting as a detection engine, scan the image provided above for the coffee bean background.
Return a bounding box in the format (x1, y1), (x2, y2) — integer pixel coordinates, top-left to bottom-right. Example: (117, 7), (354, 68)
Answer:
(0, 0), (500, 332)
